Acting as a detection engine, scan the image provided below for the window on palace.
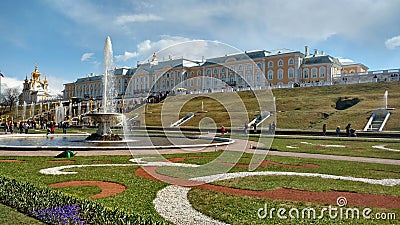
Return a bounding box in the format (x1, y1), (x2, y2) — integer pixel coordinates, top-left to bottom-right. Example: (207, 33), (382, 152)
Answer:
(312, 68), (317, 78)
(288, 58), (294, 65)
(230, 75), (235, 82)
(166, 73), (169, 78)
(350, 70), (355, 74)
(278, 69), (284, 80)
(246, 64), (252, 70)
(197, 78), (201, 86)
(268, 70), (273, 80)
(222, 75), (226, 82)
(214, 69), (218, 74)
(268, 61), (273, 68)
(257, 63), (262, 69)
(319, 67), (326, 78)
(238, 65), (243, 71)
(190, 79), (194, 86)
(221, 67), (226, 73)
(288, 68), (294, 79)
(256, 72), (261, 82)
(278, 59), (283, 67)
(303, 69), (309, 79)
(197, 70), (201, 76)
(190, 71), (194, 77)
(206, 69), (211, 75)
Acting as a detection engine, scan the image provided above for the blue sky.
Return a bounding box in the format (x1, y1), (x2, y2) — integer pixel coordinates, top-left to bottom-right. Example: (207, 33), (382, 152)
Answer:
(1, 0), (400, 95)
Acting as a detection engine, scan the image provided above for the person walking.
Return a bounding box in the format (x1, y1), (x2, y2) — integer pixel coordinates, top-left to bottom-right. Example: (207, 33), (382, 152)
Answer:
(336, 126), (340, 137)
(50, 123), (55, 134)
(345, 123), (351, 137)
(221, 125), (226, 135)
(322, 124), (327, 136)
(62, 122), (68, 134)
(3, 122), (8, 134)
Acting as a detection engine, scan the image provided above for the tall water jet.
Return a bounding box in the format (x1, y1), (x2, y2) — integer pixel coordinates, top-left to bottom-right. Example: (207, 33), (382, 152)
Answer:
(384, 89), (388, 109)
(86, 36), (123, 141)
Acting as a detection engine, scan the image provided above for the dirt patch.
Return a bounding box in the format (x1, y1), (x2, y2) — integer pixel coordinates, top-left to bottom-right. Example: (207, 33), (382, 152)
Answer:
(197, 185), (400, 209)
(49, 180), (126, 198)
(135, 165), (399, 209)
(0, 159), (23, 162)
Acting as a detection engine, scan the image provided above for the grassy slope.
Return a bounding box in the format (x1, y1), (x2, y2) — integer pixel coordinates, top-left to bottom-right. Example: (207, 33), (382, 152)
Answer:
(273, 82), (400, 131)
(130, 82), (400, 131)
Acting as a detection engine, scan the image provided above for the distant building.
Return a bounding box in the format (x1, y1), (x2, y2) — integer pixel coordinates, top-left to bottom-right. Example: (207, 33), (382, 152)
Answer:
(63, 46), (385, 103)
(21, 65), (53, 103)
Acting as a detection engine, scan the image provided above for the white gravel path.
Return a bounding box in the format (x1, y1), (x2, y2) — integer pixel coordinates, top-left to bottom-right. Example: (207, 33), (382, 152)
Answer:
(372, 144), (400, 152)
(154, 185), (228, 225)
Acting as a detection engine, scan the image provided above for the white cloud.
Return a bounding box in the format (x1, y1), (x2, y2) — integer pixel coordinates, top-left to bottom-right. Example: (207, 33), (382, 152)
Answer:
(81, 53), (95, 62)
(133, 35), (238, 62)
(115, 51), (138, 62)
(385, 35), (400, 49)
(46, 76), (68, 95)
(338, 57), (355, 64)
(115, 14), (163, 25)
(0, 76), (23, 91)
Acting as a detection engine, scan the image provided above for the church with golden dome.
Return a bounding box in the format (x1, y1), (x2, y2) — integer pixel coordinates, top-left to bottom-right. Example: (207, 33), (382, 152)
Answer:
(21, 65), (52, 103)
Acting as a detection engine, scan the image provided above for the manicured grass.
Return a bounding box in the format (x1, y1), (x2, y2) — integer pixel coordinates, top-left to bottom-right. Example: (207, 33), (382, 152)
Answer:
(0, 203), (44, 225)
(270, 136), (400, 160)
(0, 148), (399, 224)
(188, 189), (399, 225)
(214, 175), (400, 196)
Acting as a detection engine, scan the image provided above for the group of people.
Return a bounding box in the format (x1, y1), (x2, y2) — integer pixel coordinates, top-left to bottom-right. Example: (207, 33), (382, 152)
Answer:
(2, 120), (69, 135)
(323, 123), (356, 137)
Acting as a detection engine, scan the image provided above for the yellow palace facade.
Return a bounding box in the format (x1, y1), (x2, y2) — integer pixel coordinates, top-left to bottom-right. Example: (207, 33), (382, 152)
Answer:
(63, 46), (371, 103)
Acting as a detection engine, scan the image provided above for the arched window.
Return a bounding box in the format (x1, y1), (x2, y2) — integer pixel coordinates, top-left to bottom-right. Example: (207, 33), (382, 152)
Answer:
(303, 68), (309, 79)
(197, 70), (202, 76)
(268, 61), (273, 68)
(278, 59), (283, 67)
(319, 67), (326, 78)
(190, 71), (194, 77)
(288, 68), (294, 79)
(268, 70), (274, 80)
(214, 69), (218, 74)
(312, 68), (317, 78)
(206, 69), (211, 75)
(288, 58), (294, 65)
(278, 69), (284, 80)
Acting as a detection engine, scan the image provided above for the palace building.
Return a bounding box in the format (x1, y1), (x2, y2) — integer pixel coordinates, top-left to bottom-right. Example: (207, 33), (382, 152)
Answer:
(21, 65), (53, 103)
(62, 46), (379, 104)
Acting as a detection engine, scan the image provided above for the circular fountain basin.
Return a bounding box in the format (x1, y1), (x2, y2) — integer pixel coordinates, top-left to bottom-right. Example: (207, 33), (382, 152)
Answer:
(0, 134), (233, 150)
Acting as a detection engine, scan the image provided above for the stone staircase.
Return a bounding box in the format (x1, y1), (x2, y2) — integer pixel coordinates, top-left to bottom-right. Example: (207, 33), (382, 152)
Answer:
(364, 108), (390, 132)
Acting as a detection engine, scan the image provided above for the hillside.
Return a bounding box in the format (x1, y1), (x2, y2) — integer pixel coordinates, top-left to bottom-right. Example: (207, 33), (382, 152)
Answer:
(132, 82), (400, 131)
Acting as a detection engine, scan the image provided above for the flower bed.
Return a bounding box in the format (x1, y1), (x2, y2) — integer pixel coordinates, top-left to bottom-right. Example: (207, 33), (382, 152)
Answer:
(0, 176), (167, 225)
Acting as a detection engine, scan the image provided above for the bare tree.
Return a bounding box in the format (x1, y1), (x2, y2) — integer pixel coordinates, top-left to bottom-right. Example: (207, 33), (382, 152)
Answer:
(2, 87), (20, 112)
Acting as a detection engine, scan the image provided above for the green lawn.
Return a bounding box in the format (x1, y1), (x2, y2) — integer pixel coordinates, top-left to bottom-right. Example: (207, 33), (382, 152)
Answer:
(0, 203), (44, 225)
(269, 136), (400, 160)
(0, 145), (399, 224)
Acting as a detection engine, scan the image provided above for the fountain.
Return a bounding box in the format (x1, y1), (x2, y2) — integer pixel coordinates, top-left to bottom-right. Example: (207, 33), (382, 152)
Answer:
(384, 89), (388, 109)
(85, 36), (123, 141)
